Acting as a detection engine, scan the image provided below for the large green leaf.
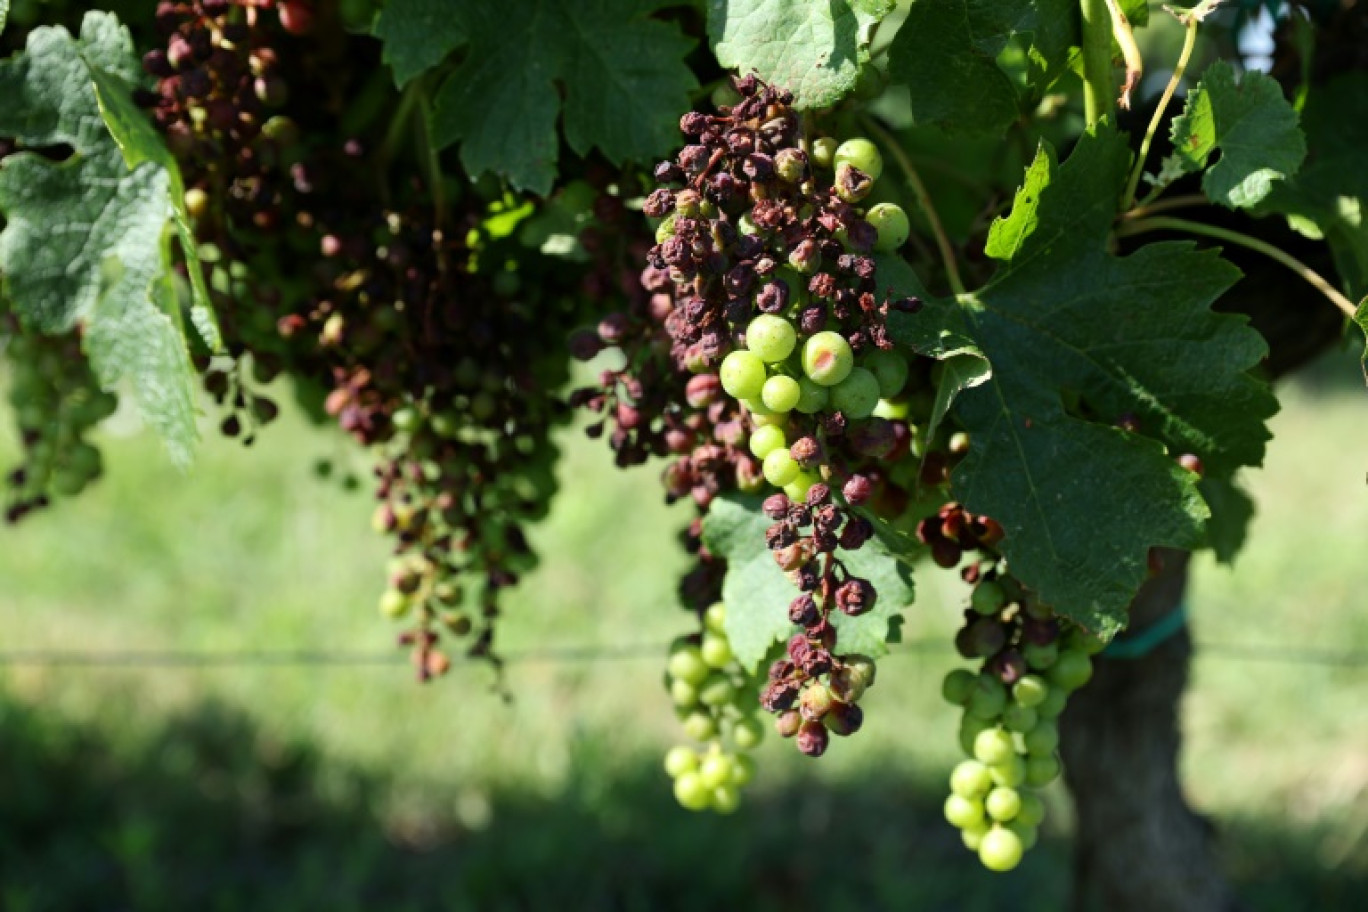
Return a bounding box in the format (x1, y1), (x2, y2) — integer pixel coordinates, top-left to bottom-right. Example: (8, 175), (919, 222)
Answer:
(431, 0), (696, 194)
(1168, 61), (1306, 210)
(372, 0), (466, 88)
(886, 0), (1077, 135)
(0, 14), (200, 467)
(703, 494), (915, 673)
(706, 0), (894, 110)
(887, 127), (1276, 634)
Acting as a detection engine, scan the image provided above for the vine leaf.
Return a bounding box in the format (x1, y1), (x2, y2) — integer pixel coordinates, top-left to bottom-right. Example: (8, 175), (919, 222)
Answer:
(1253, 72), (1368, 302)
(372, 0), (466, 88)
(887, 126), (1276, 635)
(1167, 60), (1306, 210)
(1198, 475), (1254, 565)
(706, 0), (893, 110)
(703, 494), (914, 673)
(886, 0), (1077, 135)
(0, 14), (201, 467)
(431, 0), (696, 195)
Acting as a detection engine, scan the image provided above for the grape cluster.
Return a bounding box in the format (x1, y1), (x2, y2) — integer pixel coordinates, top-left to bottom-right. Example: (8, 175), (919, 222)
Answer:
(1, 317), (116, 522)
(939, 561), (1103, 871)
(662, 602), (764, 812)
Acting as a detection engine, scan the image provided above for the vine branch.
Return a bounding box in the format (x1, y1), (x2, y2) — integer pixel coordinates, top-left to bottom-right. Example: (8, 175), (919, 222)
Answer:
(1117, 216), (1359, 318)
(859, 115), (966, 296)
(1080, 0), (1117, 126)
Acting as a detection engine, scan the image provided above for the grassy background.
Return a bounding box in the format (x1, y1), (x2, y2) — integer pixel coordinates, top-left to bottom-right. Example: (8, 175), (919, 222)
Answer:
(1, 351), (1367, 911)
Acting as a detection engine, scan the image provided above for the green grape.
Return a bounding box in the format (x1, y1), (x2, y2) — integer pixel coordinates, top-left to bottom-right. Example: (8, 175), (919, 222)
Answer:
(950, 759), (993, 799)
(699, 752), (734, 789)
(861, 349), (909, 399)
(667, 644), (711, 685)
(655, 211), (678, 243)
(378, 589), (411, 619)
(811, 136), (838, 169)
(1016, 791), (1045, 828)
(1007, 820), (1039, 852)
(833, 137), (884, 181)
(944, 794), (986, 830)
(761, 375), (801, 413)
(959, 713), (993, 755)
(682, 711), (718, 742)
(673, 771), (712, 811)
(985, 787), (1021, 822)
(871, 397), (910, 420)
(783, 471), (820, 503)
(720, 350), (767, 400)
(731, 752), (757, 785)
(664, 746), (698, 778)
(1003, 704), (1038, 734)
(430, 412), (459, 438)
(391, 407), (421, 433)
(1023, 721), (1060, 756)
(733, 717), (764, 751)
(1023, 642), (1059, 670)
(711, 783), (742, 814)
(1024, 754), (1061, 787)
(1046, 649), (1093, 691)
(670, 677), (699, 708)
(704, 602), (727, 633)
(762, 449), (800, 487)
(978, 826), (1024, 872)
(961, 820), (991, 851)
(974, 728), (1016, 766)
(1012, 675), (1049, 709)
(700, 632), (734, 669)
(794, 377), (830, 414)
(744, 397), (786, 427)
(966, 675), (1008, 719)
(746, 314), (797, 362)
(866, 202), (910, 252)
(1065, 627), (1108, 655)
(971, 580), (1007, 616)
(989, 755), (1027, 788)
(698, 673), (737, 707)
(941, 668), (977, 705)
(801, 331), (855, 386)
(828, 367), (881, 419)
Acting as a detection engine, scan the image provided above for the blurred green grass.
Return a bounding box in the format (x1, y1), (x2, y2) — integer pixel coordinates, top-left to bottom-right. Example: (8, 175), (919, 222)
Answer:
(0, 352), (1366, 910)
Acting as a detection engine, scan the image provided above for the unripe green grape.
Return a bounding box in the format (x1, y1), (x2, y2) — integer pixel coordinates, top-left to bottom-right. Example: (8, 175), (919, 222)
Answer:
(974, 728), (1016, 766)
(783, 471), (820, 504)
(801, 331), (855, 386)
(811, 136), (838, 169)
(1007, 820), (1039, 852)
(731, 752), (757, 785)
(49, 468), (88, 497)
(866, 202), (910, 252)
(761, 375), (801, 413)
(670, 677), (699, 708)
(1023, 641), (1059, 671)
(746, 314), (797, 363)
(1065, 627), (1108, 655)
(1012, 675), (1049, 708)
(673, 771), (712, 811)
(749, 424), (787, 462)
(738, 212), (759, 235)
(1023, 721), (1060, 756)
(794, 377), (830, 414)
(833, 137), (884, 181)
(1035, 686), (1068, 719)
(828, 367), (881, 419)
(704, 602), (727, 633)
(682, 711), (718, 742)
(961, 820), (991, 850)
(1046, 649), (1093, 691)
(871, 397), (910, 420)
(763, 449), (800, 487)
(711, 783), (741, 814)
(966, 675), (1008, 719)
(720, 350), (767, 400)
(846, 654), (878, 689)
(184, 187), (209, 220)
(989, 755), (1027, 788)
(430, 412), (459, 438)
(985, 787), (1022, 822)
(698, 752), (733, 789)
(950, 759), (993, 799)
(1015, 791), (1045, 828)
(667, 645), (710, 685)
(664, 746), (697, 778)
(698, 673), (737, 707)
(978, 826), (1024, 872)
(744, 397), (786, 428)
(700, 632), (734, 669)
(1003, 704), (1038, 734)
(941, 668), (977, 705)
(944, 793), (986, 830)
(732, 717), (764, 751)
(959, 713), (993, 755)
(861, 349), (910, 399)
(972, 580), (1007, 617)
(378, 589), (411, 619)
(391, 407), (421, 433)
(1024, 753), (1061, 787)
(655, 211), (678, 243)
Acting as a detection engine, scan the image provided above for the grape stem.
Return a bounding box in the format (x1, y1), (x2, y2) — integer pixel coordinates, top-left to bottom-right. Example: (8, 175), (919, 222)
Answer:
(1119, 193), (1209, 221)
(1103, 0), (1143, 110)
(1116, 216), (1359, 318)
(859, 115), (966, 297)
(1080, 0), (1116, 126)
(1121, 7), (1200, 211)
